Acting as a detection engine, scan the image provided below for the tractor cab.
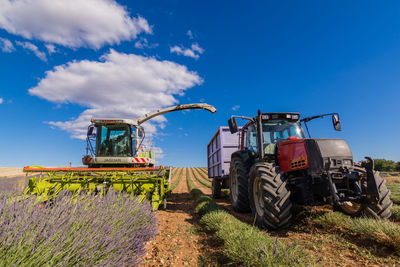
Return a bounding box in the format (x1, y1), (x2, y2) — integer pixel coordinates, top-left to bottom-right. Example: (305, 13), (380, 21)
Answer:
(229, 112), (306, 160)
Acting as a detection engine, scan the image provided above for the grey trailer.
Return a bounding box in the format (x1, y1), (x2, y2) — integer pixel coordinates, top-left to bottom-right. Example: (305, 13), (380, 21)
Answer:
(207, 126), (241, 198)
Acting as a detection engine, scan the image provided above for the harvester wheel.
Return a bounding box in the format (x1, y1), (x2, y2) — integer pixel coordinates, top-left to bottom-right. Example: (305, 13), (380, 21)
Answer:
(229, 157), (251, 212)
(339, 166), (392, 219)
(212, 178), (222, 199)
(249, 162), (292, 229)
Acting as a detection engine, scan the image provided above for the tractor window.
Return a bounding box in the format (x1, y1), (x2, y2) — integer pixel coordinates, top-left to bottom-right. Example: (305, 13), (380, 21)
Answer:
(262, 120), (304, 155)
(245, 124), (258, 152)
(262, 120), (304, 144)
(96, 124), (133, 157)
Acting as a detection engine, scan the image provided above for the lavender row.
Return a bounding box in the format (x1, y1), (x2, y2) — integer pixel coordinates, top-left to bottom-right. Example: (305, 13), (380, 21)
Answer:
(0, 190), (157, 266)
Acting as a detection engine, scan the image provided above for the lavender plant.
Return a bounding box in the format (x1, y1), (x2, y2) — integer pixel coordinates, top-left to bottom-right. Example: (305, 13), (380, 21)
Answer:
(0, 190), (157, 266)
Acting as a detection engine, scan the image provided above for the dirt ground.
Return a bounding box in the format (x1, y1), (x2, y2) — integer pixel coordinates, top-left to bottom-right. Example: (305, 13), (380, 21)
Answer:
(0, 167), (24, 178)
(3, 167), (398, 266)
(140, 168), (229, 267)
(153, 167), (400, 267)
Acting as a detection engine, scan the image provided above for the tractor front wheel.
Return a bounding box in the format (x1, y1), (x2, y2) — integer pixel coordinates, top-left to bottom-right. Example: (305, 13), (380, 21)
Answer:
(339, 166), (392, 219)
(229, 157), (250, 212)
(249, 162), (292, 229)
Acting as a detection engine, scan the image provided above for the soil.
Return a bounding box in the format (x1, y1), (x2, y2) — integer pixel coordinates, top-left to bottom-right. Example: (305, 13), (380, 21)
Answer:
(140, 168), (230, 267)
(0, 167), (24, 178)
(7, 166), (398, 266)
(178, 167), (400, 267)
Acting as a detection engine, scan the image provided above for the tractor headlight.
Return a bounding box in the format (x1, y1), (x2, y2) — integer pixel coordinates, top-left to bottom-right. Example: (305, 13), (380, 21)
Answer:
(343, 159), (352, 166)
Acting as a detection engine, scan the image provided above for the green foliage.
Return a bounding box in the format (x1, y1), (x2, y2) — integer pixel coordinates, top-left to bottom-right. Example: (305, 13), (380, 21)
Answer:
(201, 211), (306, 266)
(314, 212), (400, 253)
(387, 184), (400, 205)
(391, 205), (400, 222)
(374, 159), (400, 172)
(186, 169), (307, 266)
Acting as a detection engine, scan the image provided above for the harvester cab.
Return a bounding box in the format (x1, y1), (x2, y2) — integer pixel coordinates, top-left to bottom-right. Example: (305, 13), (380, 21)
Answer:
(227, 111), (392, 229)
(23, 103), (216, 210)
(83, 118), (155, 167)
(83, 103), (216, 168)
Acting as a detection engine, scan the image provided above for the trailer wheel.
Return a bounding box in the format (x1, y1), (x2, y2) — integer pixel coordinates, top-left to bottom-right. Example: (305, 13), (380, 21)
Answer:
(212, 178), (222, 199)
(249, 162), (292, 229)
(340, 166), (392, 219)
(229, 157), (250, 212)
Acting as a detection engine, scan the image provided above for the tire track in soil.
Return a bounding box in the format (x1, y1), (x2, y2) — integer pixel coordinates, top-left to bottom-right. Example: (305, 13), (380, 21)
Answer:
(141, 168), (229, 266)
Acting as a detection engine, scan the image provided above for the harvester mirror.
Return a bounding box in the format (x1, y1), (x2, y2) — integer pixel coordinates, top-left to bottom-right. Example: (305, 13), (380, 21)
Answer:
(332, 114), (342, 131)
(138, 127), (144, 138)
(87, 125), (96, 137)
(228, 117), (238, 134)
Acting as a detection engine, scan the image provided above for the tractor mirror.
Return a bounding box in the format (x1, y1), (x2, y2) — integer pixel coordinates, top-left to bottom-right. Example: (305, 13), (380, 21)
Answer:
(228, 117), (238, 134)
(87, 125), (96, 137)
(332, 114), (342, 131)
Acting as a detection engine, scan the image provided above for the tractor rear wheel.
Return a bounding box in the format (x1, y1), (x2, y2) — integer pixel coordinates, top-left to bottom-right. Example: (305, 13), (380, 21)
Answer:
(229, 157), (251, 212)
(339, 166), (392, 219)
(249, 162), (292, 229)
(212, 178), (222, 199)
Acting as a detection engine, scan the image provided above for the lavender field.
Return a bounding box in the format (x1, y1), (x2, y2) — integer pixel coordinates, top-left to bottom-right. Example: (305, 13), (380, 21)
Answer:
(0, 187), (158, 266)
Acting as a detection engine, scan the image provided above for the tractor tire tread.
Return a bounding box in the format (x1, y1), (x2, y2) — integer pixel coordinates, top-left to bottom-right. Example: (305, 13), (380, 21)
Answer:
(365, 169), (393, 219)
(230, 157), (251, 212)
(250, 162), (292, 230)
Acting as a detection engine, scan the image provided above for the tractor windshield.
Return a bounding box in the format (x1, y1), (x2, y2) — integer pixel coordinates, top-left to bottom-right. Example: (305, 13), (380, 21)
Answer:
(262, 120), (304, 155)
(96, 124), (134, 157)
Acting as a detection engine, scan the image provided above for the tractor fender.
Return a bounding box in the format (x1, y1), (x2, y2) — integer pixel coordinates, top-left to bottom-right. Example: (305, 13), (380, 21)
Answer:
(231, 150), (256, 171)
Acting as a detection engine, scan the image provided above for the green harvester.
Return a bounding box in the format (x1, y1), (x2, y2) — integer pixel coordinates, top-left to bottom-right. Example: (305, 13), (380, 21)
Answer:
(23, 103), (216, 209)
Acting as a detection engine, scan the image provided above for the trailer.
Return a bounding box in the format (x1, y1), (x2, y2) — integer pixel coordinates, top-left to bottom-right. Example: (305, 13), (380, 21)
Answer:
(207, 126), (241, 198)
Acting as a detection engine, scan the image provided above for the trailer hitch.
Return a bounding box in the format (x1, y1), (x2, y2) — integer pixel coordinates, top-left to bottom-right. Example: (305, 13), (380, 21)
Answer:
(362, 157), (380, 202)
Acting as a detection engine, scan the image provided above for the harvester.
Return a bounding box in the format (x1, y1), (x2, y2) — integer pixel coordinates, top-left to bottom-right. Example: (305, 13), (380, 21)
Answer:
(23, 103), (216, 210)
(226, 111), (393, 229)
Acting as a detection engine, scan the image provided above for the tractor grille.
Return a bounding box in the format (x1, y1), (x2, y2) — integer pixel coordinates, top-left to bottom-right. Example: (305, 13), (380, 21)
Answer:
(291, 159), (307, 169)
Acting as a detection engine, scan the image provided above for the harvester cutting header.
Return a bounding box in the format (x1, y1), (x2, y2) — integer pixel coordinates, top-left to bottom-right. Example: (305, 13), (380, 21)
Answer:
(23, 103), (216, 210)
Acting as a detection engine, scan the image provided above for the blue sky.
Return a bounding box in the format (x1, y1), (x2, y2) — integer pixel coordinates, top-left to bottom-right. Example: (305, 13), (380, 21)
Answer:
(0, 0), (399, 167)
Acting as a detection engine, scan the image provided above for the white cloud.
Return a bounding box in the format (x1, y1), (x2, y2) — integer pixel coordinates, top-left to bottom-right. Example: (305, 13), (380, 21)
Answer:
(170, 43), (204, 59)
(0, 0), (152, 49)
(134, 37), (158, 49)
(232, 105), (240, 111)
(16, 41), (47, 61)
(186, 30), (193, 39)
(0, 98), (3, 104)
(191, 43), (204, 54)
(45, 44), (56, 54)
(0, 37), (15, 52)
(29, 49), (203, 139)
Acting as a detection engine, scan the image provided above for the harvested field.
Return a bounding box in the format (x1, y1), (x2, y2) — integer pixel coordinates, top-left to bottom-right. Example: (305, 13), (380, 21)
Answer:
(0, 167), (24, 178)
(1, 167), (400, 266)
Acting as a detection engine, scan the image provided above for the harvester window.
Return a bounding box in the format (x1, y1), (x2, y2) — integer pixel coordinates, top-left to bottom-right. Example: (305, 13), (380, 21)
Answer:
(96, 125), (133, 157)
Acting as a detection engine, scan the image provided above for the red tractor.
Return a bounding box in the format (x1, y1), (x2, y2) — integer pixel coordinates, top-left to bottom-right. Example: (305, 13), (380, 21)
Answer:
(228, 111), (392, 229)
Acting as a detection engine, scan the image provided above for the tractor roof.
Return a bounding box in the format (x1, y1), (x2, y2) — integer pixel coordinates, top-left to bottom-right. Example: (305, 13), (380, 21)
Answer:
(91, 118), (137, 126)
(260, 112), (300, 121)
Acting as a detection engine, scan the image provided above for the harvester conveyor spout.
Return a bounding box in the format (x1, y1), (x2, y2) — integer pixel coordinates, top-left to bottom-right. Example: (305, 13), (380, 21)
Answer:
(137, 103), (216, 125)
